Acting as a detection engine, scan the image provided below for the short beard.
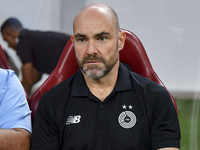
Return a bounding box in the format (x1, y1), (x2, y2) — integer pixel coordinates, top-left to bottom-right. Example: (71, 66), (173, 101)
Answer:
(77, 54), (118, 79)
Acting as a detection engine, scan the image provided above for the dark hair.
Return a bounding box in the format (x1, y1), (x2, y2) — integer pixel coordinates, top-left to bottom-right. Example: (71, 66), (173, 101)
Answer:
(1, 17), (23, 32)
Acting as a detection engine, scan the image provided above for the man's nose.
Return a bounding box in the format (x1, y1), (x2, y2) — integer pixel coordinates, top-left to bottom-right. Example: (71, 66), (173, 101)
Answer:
(86, 40), (97, 55)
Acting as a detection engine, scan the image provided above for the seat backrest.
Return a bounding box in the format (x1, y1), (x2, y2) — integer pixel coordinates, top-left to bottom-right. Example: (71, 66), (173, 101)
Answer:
(0, 45), (12, 69)
(29, 29), (177, 122)
(120, 30), (163, 84)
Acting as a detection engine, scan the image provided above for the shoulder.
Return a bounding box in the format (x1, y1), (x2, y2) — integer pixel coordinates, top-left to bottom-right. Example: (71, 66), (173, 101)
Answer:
(36, 73), (77, 121)
(38, 30), (70, 38)
(18, 29), (32, 38)
(128, 71), (172, 108)
(46, 31), (71, 42)
(18, 29), (41, 43)
(0, 68), (25, 98)
(0, 68), (13, 76)
(0, 69), (15, 86)
(39, 73), (76, 104)
(17, 29), (33, 49)
(129, 71), (176, 119)
(129, 71), (166, 93)
(0, 69), (27, 101)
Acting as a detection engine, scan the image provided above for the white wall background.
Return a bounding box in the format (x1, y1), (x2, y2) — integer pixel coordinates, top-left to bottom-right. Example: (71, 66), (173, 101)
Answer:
(0, 0), (200, 98)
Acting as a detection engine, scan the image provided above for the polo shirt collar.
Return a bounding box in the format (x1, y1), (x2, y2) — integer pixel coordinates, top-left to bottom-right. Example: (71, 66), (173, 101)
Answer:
(71, 63), (132, 97)
(114, 63), (132, 92)
(71, 69), (88, 97)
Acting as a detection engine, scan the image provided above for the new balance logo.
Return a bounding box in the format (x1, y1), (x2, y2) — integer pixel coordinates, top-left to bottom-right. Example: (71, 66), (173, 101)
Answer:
(66, 115), (81, 125)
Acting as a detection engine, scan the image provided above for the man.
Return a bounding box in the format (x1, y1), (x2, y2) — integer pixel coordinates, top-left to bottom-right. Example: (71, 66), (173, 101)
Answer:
(0, 68), (32, 150)
(1, 18), (71, 94)
(32, 3), (181, 150)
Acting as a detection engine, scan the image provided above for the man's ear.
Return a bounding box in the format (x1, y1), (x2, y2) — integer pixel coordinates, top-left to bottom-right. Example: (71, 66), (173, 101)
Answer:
(71, 34), (74, 42)
(118, 30), (126, 51)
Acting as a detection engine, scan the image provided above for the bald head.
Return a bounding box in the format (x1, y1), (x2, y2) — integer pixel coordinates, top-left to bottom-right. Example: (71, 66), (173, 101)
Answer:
(73, 3), (120, 34)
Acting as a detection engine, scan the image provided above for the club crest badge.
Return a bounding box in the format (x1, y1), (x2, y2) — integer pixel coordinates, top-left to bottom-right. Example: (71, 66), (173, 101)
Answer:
(118, 105), (137, 129)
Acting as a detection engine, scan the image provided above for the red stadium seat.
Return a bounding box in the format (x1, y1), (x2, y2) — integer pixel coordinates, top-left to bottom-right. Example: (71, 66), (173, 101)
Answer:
(29, 29), (177, 122)
(0, 45), (11, 69)
(0, 44), (30, 102)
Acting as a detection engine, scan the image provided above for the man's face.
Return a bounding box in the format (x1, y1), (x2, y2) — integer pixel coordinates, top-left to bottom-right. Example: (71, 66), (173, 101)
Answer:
(2, 29), (17, 50)
(72, 11), (120, 79)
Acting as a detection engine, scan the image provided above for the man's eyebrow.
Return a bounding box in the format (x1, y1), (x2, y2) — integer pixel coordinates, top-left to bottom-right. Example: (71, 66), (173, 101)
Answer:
(74, 31), (110, 38)
(74, 33), (87, 38)
(95, 31), (110, 37)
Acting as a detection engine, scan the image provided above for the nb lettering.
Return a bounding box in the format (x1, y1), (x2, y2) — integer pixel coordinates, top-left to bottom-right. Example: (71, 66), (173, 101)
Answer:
(66, 115), (81, 125)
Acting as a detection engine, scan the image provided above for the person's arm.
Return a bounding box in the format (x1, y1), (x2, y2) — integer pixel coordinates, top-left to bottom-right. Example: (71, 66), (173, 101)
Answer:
(21, 62), (42, 94)
(147, 85), (180, 150)
(0, 128), (31, 150)
(32, 91), (60, 150)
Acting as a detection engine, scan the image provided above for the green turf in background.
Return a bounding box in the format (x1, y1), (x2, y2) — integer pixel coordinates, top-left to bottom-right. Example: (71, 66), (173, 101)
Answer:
(176, 99), (200, 150)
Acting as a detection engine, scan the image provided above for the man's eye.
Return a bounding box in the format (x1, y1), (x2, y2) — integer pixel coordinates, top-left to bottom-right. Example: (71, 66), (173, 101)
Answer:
(99, 37), (107, 41)
(78, 38), (86, 42)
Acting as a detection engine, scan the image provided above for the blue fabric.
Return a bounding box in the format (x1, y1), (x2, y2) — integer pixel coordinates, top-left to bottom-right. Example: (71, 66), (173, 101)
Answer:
(0, 69), (32, 133)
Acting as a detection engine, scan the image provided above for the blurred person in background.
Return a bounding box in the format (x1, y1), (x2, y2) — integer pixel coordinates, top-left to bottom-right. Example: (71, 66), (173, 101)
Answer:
(1, 18), (71, 95)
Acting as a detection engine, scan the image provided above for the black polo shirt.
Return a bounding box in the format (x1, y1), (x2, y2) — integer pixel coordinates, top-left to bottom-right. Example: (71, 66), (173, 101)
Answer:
(32, 63), (180, 150)
(17, 29), (70, 74)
